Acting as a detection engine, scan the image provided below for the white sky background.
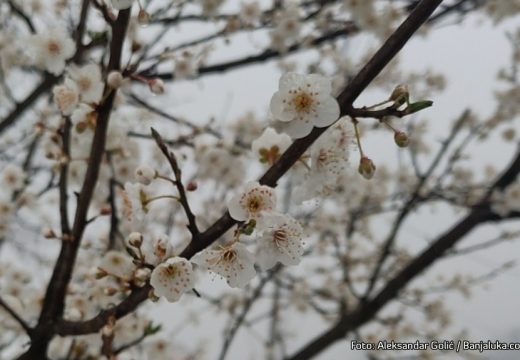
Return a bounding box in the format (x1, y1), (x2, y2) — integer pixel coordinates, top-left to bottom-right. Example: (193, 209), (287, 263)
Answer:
(1, 1), (520, 359)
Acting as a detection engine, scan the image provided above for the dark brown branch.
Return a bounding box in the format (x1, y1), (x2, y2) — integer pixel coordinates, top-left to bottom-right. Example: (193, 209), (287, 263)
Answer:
(16, 8), (132, 360)
(0, 74), (58, 134)
(7, 0), (36, 33)
(362, 110), (469, 298)
(0, 295), (32, 335)
(59, 118), (71, 237)
(151, 128), (200, 237)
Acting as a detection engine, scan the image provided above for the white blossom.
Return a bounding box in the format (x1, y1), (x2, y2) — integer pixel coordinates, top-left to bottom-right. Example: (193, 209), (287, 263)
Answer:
(150, 257), (194, 302)
(491, 181), (520, 217)
(68, 64), (104, 104)
(28, 29), (75, 75)
(98, 251), (135, 279)
(270, 73), (340, 139)
(121, 182), (151, 222)
(142, 233), (174, 266)
(227, 181), (276, 221)
(192, 242), (256, 288)
(256, 213), (304, 270)
(239, 2), (262, 25)
(53, 79), (79, 115)
(174, 53), (198, 79)
(135, 165), (155, 185)
(251, 127), (291, 165)
(1, 164), (26, 191)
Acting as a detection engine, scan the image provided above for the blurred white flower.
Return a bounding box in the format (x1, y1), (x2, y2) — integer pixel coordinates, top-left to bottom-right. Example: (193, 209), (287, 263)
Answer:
(2, 164), (26, 191)
(135, 165), (155, 185)
(270, 73), (340, 139)
(227, 181), (276, 221)
(68, 64), (104, 104)
(28, 29), (75, 75)
(491, 181), (520, 217)
(150, 257), (194, 302)
(98, 251), (135, 279)
(192, 242), (256, 288)
(251, 127), (291, 165)
(53, 79), (79, 115)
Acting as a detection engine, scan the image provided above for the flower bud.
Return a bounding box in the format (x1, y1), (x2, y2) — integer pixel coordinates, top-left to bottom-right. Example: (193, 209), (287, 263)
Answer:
(389, 84), (409, 107)
(149, 78), (165, 95)
(186, 181), (198, 191)
(135, 165), (155, 185)
(104, 287), (118, 296)
(42, 227), (56, 239)
(134, 268), (151, 282)
(358, 156), (376, 180)
(107, 71), (124, 89)
(138, 9), (150, 25)
(100, 206), (112, 215)
(394, 131), (409, 148)
(95, 267), (108, 279)
(128, 232), (143, 248)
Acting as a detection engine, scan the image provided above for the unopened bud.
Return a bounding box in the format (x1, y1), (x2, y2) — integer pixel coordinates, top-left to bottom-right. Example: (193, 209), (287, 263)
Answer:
(95, 267), (108, 279)
(135, 165), (155, 185)
(43, 227), (56, 239)
(100, 206), (112, 215)
(394, 131), (409, 148)
(102, 323), (114, 337)
(149, 78), (165, 95)
(358, 156), (376, 180)
(104, 287), (118, 296)
(134, 268), (151, 283)
(186, 181), (198, 191)
(389, 84), (409, 107)
(128, 232), (143, 248)
(138, 9), (150, 25)
(107, 71), (124, 89)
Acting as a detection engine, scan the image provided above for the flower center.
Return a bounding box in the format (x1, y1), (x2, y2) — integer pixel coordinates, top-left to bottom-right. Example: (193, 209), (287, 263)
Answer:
(222, 249), (237, 263)
(273, 229), (288, 246)
(47, 41), (61, 55)
(292, 92), (313, 113)
(246, 196), (263, 213)
(77, 77), (92, 92)
(163, 264), (178, 276)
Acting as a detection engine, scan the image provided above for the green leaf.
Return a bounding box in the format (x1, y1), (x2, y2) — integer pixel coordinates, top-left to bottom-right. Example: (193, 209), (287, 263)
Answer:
(407, 100), (433, 114)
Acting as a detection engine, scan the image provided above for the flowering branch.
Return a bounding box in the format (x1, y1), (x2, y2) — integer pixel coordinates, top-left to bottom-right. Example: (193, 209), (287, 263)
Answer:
(284, 147), (520, 360)
(51, 0), (445, 340)
(15, 8), (132, 360)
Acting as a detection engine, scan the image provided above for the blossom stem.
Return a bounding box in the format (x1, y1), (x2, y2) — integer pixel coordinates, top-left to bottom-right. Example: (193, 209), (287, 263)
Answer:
(351, 117), (364, 157)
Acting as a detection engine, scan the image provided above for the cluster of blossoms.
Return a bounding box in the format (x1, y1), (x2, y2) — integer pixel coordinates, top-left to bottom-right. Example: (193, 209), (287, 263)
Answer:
(52, 64), (104, 123)
(0, 164), (27, 237)
(491, 180), (520, 217)
(119, 181), (304, 301)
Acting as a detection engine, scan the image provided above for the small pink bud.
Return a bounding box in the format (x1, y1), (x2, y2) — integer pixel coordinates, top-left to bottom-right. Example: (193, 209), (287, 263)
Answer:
(186, 181), (198, 191)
